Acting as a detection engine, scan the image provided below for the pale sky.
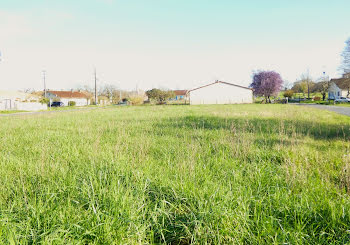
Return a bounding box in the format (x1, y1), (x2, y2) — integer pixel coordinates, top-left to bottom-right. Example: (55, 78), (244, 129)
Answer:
(0, 0), (349, 91)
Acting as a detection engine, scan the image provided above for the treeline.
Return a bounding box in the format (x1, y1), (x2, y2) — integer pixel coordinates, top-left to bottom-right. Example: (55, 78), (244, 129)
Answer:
(26, 83), (180, 105)
(77, 85), (178, 104)
(282, 74), (330, 100)
(249, 70), (330, 103)
(145, 89), (175, 104)
(76, 84), (146, 105)
(283, 37), (350, 101)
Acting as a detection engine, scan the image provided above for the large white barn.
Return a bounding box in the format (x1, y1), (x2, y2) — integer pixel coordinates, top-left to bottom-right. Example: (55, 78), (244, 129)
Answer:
(187, 81), (253, 105)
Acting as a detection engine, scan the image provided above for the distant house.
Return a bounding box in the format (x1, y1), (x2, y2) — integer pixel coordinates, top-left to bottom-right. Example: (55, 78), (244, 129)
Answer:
(46, 90), (91, 106)
(0, 90), (46, 111)
(173, 90), (188, 100)
(98, 96), (110, 106)
(187, 80), (253, 105)
(328, 74), (350, 100)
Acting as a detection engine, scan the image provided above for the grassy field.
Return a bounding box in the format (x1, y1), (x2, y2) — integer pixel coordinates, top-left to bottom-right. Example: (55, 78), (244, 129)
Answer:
(0, 110), (27, 114)
(1, 105), (350, 244)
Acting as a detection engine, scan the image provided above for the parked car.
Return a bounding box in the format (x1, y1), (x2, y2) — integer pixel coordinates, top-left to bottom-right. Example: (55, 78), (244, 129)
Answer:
(50, 101), (65, 107)
(335, 97), (350, 103)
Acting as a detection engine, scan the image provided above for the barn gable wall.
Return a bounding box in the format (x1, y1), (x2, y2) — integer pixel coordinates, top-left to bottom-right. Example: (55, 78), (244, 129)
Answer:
(189, 82), (253, 105)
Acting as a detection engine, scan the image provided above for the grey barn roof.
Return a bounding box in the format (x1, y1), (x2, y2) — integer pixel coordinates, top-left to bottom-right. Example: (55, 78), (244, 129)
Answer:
(187, 81), (253, 94)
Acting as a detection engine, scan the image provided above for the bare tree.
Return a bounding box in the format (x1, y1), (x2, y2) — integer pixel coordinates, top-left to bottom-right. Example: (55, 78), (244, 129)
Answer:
(77, 85), (94, 93)
(282, 80), (292, 90)
(113, 89), (124, 103)
(101, 84), (117, 100)
(313, 81), (329, 101)
(76, 83), (137, 104)
(341, 38), (350, 74)
(300, 72), (314, 99)
(313, 73), (330, 101)
(20, 88), (35, 93)
(99, 84), (126, 103)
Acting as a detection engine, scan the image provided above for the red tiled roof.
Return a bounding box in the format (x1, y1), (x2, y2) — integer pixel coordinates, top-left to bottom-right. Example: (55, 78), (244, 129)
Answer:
(48, 91), (89, 98)
(173, 90), (188, 96)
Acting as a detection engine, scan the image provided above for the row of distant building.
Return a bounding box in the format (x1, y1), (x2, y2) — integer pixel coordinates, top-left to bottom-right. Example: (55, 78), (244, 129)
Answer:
(0, 90), (111, 110)
(0, 74), (349, 111)
(0, 81), (255, 111)
(41, 82), (253, 106)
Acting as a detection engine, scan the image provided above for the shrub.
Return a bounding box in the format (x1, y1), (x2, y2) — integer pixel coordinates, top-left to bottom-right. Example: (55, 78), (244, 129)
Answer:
(40, 98), (50, 104)
(283, 90), (294, 98)
(68, 101), (76, 106)
(313, 96), (321, 101)
(146, 89), (175, 103)
(129, 96), (144, 105)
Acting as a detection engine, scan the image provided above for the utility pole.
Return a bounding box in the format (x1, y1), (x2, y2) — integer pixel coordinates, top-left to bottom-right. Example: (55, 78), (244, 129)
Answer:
(42, 70), (47, 98)
(306, 68), (310, 100)
(94, 68), (97, 105)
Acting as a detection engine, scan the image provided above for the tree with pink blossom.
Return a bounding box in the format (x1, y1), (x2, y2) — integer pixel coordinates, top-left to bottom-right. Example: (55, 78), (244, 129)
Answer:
(250, 71), (283, 103)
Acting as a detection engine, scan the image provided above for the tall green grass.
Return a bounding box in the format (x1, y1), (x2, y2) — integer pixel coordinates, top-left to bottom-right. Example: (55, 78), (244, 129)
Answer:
(0, 104), (350, 244)
(0, 110), (27, 114)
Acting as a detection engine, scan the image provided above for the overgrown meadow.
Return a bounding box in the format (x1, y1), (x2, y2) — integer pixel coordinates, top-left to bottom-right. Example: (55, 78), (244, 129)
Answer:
(1, 105), (350, 244)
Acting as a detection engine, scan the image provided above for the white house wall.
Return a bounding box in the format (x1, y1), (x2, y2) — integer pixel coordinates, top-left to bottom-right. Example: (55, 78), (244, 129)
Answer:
(0, 100), (13, 110)
(15, 102), (47, 111)
(46, 93), (89, 106)
(328, 83), (342, 99)
(341, 90), (349, 98)
(0, 99), (18, 110)
(189, 83), (253, 105)
(0, 100), (47, 111)
(60, 98), (89, 106)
